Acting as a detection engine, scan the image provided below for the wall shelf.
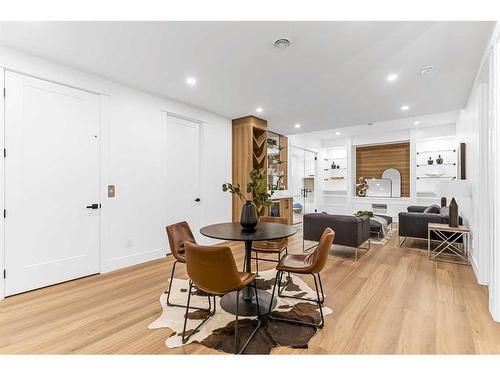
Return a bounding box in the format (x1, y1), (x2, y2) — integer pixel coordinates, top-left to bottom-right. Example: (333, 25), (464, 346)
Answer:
(417, 163), (456, 167)
(416, 149), (456, 155)
(416, 176), (456, 180)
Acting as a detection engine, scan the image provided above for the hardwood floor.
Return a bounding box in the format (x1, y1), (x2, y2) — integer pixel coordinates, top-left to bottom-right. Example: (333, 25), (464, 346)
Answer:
(1, 229), (500, 354)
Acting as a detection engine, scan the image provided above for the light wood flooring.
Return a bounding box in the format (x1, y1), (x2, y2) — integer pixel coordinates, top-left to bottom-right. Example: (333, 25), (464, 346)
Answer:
(1, 229), (500, 354)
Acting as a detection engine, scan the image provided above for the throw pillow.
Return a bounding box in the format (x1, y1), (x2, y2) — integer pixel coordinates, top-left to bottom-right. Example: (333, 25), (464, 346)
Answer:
(423, 204), (440, 214)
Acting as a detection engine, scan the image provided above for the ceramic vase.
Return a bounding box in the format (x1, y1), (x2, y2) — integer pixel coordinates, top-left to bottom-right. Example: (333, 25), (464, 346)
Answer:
(240, 200), (258, 231)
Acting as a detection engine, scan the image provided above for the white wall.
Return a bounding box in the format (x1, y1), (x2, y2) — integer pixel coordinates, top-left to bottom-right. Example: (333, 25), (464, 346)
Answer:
(0, 46), (232, 298)
(456, 84), (486, 284)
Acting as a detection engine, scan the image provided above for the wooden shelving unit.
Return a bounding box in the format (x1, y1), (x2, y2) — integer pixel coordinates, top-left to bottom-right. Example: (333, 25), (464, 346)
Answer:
(231, 116), (289, 222)
(267, 131), (288, 191)
(232, 116), (268, 220)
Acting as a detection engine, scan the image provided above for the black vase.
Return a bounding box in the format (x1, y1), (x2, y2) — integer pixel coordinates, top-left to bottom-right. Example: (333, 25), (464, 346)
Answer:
(436, 155), (443, 165)
(240, 200), (258, 231)
(428, 157), (434, 165)
(449, 197), (459, 227)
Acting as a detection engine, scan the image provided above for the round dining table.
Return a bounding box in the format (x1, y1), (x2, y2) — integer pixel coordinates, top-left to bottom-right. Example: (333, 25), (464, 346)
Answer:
(200, 221), (297, 316)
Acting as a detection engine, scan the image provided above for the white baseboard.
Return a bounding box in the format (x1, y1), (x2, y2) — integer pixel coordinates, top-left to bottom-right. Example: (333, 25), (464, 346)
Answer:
(469, 252), (488, 286)
(101, 248), (164, 273)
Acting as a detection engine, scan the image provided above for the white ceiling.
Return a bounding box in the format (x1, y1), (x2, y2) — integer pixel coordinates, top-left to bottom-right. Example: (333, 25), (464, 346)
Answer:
(0, 21), (494, 134)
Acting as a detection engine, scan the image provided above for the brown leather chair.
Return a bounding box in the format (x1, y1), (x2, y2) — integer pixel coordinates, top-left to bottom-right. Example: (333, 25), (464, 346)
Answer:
(165, 221), (210, 311)
(250, 216), (288, 274)
(182, 242), (261, 354)
(268, 227), (335, 328)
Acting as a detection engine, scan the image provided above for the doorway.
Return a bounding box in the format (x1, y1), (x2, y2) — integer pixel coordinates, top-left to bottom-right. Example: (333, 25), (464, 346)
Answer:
(290, 146), (316, 224)
(4, 71), (101, 296)
(164, 113), (202, 243)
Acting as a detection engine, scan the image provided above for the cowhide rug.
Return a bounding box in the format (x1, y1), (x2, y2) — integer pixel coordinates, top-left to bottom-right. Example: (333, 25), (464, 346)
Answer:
(148, 269), (333, 354)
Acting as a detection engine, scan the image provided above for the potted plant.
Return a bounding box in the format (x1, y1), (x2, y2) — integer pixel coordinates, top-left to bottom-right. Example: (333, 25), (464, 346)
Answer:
(222, 169), (274, 231)
(354, 210), (374, 218)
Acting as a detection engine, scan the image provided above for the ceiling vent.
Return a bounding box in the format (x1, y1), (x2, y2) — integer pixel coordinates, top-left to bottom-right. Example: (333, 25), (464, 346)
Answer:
(274, 38), (291, 49)
(420, 66), (434, 76)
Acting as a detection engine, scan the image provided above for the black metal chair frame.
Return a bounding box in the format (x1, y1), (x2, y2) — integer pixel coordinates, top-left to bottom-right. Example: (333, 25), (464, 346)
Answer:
(268, 269), (325, 328)
(165, 259), (212, 311)
(181, 278), (262, 354)
(247, 246), (288, 275)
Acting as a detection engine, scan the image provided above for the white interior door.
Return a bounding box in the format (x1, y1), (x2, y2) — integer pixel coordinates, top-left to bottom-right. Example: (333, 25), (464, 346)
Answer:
(4, 71), (100, 296)
(165, 114), (201, 244)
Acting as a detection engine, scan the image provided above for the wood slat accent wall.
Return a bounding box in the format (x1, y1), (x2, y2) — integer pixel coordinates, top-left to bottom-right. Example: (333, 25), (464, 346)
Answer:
(356, 142), (410, 197)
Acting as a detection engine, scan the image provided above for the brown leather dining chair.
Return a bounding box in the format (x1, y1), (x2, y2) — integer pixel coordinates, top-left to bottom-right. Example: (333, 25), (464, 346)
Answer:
(165, 221), (211, 311)
(182, 242), (262, 354)
(250, 216), (288, 274)
(268, 227), (334, 328)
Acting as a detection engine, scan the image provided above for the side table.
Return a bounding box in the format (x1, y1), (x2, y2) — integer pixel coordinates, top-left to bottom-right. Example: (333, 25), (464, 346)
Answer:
(428, 223), (470, 265)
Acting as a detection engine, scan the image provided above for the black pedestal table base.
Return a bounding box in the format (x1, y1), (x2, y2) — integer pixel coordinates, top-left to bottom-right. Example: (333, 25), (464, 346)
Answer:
(220, 289), (277, 316)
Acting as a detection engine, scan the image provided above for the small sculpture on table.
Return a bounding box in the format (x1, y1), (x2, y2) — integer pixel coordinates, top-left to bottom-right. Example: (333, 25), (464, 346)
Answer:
(356, 177), (368, 197)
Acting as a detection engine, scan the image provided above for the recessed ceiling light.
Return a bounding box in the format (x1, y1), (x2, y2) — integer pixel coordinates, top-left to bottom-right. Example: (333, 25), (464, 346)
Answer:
(401, 105), (410, 111)
(335, 131), (340, 135)
(186, 77), (197, 86)
(386, 73), (398, 82)
(255, 107), (263, 113)
(294, 123), (301, 129)
(420, 66), (434, 76)
(414, 121), (420, 125)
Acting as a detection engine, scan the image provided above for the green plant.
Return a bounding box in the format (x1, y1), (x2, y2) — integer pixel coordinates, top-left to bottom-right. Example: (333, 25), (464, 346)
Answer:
(222, 168), (274, 209)
(354, 210), (374, 217)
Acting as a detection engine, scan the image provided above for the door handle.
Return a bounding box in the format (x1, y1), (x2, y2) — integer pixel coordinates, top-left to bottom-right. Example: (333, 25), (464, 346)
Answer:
(194, 198), (201, 202)
(86, 203), (100, 209)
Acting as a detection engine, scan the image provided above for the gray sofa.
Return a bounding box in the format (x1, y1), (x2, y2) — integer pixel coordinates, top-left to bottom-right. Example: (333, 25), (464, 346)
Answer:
(303, 213), (371, 260)
(398, 205), (463, 246)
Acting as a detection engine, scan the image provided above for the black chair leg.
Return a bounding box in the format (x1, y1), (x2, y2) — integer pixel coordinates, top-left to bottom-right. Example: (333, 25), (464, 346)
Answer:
(312, 274), (325, 328)
(268, 270), (282, 316)
(166, 261), (212, 311)
(234, 289), (240, 354)
(165, 260), (178, 305)
(181, 280), (215, 344)
(317, 273), (325, 304)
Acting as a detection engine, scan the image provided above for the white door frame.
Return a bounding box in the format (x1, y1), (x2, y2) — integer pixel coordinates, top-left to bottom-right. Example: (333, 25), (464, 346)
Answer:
(0, 68), (104, 300)
(163, 111), (205, 244)
(1, 68), (5, 300)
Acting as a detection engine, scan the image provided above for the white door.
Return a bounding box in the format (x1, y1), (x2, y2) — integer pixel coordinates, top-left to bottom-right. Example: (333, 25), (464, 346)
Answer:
(4, 71), (100, 296)
(165, 114), (201, 243)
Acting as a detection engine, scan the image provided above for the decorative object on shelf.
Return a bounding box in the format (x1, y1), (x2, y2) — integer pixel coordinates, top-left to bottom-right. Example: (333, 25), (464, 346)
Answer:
(458, 142), (466, 180)
(441, 196), (447, 207)
(267, 138), (277, 147)
(436, 155), (443, 165)
(354, 210), (374, 217)
(331, 161), (336, 170)
(427, 157), (434, 165)
(222, 168), (274, 231)
(330, 176), (344, 180)
(424, 171), (446, 177)
(356, 177), (368, 197)
(449, 198), (459, 227)
(336, 165), (340, 169)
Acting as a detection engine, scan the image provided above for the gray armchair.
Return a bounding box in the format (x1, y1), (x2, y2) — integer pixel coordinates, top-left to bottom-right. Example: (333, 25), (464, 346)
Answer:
(303, 213), (371, 260)
(398, 205), (463, 246)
